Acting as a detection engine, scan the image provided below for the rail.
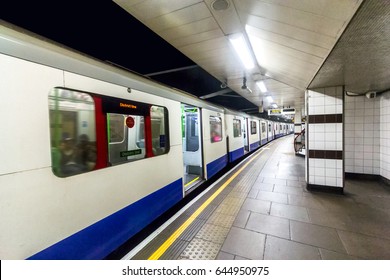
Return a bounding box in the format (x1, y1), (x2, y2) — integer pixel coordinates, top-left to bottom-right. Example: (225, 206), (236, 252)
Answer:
(294, 128), (305, 154)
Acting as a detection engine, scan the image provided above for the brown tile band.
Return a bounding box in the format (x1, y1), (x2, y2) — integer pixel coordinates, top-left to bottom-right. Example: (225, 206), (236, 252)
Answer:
(308, 114), (342, 123)
(308, 150), (343, 159)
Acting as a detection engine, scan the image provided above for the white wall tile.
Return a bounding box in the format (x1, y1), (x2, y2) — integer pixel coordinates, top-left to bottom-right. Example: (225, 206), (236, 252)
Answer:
(315, 176), (326, 185)
(325, 142), (336, 150)
(326, 177), (337, 186)
(325, 168), (336, 177)
(344, 93), (381, 175)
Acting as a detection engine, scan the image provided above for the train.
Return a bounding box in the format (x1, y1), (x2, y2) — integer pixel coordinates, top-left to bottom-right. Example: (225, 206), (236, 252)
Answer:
(0, 21), (293, 260)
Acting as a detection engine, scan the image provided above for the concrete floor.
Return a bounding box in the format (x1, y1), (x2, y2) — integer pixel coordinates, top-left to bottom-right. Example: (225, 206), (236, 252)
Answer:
(217, 136), (390, 260)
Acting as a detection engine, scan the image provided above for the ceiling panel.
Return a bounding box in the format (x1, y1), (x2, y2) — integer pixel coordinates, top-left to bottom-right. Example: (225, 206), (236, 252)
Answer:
(244, 14), (335, 50)
(116, 0), (203, 20)
(235, 0), (349, 37)
(114, 0), (363, 113)
(146, 2), (211, 32)
(171, 29), (224, 48)
(246, 25), (329, 58)
(159, 17), (218, 41)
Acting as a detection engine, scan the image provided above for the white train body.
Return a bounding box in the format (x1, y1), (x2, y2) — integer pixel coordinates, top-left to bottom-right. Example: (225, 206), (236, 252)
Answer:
(0, 23), (293, 259)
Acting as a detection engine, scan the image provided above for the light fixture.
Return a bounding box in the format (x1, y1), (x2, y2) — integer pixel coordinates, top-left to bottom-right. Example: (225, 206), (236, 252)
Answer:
(272, 103), (278, 108)
(228, 33), (255, 70)
(241, 77), (252, 94)
(256, 80), (267, 93)
(266, 95), (273, 102)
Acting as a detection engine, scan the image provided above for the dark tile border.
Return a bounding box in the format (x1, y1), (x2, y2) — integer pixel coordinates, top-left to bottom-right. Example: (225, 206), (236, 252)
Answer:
(306, 184), (344, 195)
(345, 172), (390, 187)
(345, 172), (381, 181)
(382, 176), (390, 187)
(308, 150), (342, 159)
(308, 114), (342, 123)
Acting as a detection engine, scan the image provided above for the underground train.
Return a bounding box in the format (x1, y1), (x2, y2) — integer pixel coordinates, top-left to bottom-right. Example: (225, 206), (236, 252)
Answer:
(0, 22), (293, 260)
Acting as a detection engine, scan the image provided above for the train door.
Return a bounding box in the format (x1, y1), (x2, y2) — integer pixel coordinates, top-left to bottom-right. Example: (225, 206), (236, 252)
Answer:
(243, 117), (249, 152)
(182, 104), (204, 191)
(268, 121), (272, 141)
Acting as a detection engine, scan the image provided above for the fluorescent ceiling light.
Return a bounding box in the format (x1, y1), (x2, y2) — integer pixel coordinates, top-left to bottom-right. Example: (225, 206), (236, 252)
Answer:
(228, 34), (255, 70)
(272, 103), (278, 108)
(257, 81), (267, 93)
(266, 95), (273, 102)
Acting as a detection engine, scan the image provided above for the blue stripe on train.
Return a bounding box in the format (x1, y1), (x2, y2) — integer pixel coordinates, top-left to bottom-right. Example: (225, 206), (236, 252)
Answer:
(261, 138), (268, 145)
(250, 141), (260, 150)
(207, 154), (228, 179)
(28, 178), (183, 260)
(229, 147), (244, 162)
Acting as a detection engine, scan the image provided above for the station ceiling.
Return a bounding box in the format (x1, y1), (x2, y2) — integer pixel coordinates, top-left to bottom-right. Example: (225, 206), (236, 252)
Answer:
(1, 0), (389, 119)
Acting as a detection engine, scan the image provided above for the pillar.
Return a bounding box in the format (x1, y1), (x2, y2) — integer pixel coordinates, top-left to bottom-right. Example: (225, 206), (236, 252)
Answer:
(306, 86), (344, 193)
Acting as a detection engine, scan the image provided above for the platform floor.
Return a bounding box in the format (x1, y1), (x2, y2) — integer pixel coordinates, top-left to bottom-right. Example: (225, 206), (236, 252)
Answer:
(125, 135), (390, 260)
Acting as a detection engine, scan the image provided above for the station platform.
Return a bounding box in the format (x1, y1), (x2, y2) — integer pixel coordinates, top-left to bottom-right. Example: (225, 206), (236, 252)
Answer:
(123, 135), (390, 260)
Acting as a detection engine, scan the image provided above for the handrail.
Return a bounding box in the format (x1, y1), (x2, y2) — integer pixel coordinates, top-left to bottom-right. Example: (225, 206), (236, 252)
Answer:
(294, 128), (305, 153)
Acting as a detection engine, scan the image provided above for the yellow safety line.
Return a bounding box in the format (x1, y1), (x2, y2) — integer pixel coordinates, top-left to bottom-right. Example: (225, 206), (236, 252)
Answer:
(148, 148), (266, 260)
(184, 176), (200, 187)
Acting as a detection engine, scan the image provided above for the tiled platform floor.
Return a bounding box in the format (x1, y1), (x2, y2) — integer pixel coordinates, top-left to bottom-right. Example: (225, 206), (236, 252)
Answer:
(217, 136), (390, 260)
(128, 135), (390, 260)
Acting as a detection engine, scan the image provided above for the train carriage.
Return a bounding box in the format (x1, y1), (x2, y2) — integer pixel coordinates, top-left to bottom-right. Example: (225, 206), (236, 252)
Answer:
(0, 23), (293, 260)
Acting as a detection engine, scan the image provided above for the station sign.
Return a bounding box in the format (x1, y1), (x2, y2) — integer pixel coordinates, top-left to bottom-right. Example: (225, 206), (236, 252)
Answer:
(268, 108), (295, 115)
(282, 108), (295, 115)
(268, 109), (282, 115)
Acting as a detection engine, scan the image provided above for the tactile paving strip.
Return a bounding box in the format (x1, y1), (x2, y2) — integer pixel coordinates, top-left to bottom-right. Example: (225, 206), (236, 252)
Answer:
(226, 191), (248, 199)
(206, 211), (236, 227)
(179, 238), (221, 260)
(195, 223), (230, 244)
(233, 183), (252, 193)
(215, 197), (245, 216)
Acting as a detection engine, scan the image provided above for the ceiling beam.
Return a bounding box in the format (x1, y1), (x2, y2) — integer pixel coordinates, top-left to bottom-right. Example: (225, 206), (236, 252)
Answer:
(199, 88), (233, 99)
(145, 65), (198, 77)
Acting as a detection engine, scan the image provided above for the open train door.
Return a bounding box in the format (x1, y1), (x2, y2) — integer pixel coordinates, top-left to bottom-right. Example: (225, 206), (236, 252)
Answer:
(243, 117), (249, 153)
(181, 104), (204, 192)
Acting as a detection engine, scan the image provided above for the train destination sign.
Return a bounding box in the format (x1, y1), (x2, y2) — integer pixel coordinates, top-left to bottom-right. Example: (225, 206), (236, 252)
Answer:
(120, 149), (142, 157)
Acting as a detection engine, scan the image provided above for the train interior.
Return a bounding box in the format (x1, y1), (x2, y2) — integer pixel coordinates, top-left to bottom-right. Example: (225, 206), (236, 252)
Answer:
(182, 104), (204, 192)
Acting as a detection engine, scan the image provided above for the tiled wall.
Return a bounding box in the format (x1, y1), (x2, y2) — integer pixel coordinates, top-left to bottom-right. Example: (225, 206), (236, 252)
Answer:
(380, 92), (390, 180)
(307, 86), (344, 190)
(294, 110), (302, 132)
(344, 95), (380, 175)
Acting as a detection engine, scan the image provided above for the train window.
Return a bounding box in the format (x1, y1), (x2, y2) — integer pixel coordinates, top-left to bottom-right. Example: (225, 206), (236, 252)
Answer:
(49, 88), (97, 177)
(268, 123), (272, 132)
(150, 106), (168, 156)
(108, 114), (125, 143)
(49, 90), (170, 176)
(261, 122), (266, 133)
(185, 110), (199, 152)
(210, 116), (222, 143)
(233, 119), (241, 138)
(107, 113), (146, 165)
(106, 101), (169, 165)
(251, 121), (257, 135)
